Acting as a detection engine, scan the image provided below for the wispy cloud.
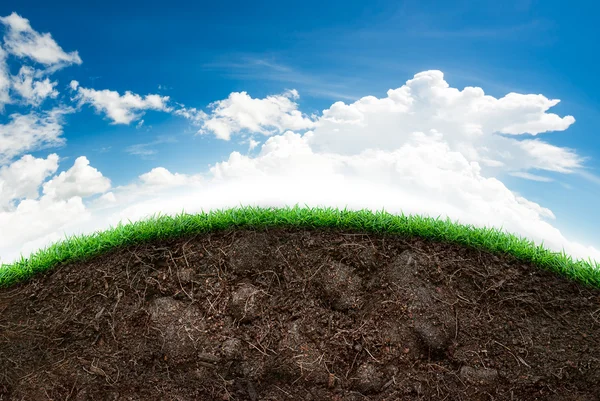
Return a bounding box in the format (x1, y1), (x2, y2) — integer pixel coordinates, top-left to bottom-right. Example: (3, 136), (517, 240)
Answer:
(124, 135), (178, 157)
(0, 106), (74, 164)
(202, 55), (363, 101)
(576, 169), (600, 186)
(94, 146), (112, 154)
(509, 171), (553, 182)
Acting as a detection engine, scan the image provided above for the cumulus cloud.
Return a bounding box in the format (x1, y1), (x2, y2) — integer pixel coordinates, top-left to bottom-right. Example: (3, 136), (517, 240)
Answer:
(139, 167), (203, 187)
(0, 195), (90, 263)
(1, 70), (599, 270)
(0, 107), (74, 164)
(309, 70), (580, 178)
(177, 89), (316, 140)
(0, 153), (59, 211)
(0, 155), (109, 263)
(96, 191), (116, 205)
(70, 81), (172, 124)
(42, 156), (111, 201)
(79, 167), (205, 217)
(11, 66), (59, 106)
(0, 12), (82, 70)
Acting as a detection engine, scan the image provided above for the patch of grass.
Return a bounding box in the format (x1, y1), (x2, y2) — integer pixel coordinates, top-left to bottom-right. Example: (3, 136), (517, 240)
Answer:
(1, 204), (599, 289)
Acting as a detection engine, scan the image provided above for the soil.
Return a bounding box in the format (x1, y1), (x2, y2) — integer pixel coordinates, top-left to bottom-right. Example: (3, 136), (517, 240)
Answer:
(1, 226), (599, 401)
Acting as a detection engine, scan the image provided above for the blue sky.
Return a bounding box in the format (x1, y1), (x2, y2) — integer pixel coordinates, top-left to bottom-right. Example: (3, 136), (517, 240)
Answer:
(0, 0), (599, 265)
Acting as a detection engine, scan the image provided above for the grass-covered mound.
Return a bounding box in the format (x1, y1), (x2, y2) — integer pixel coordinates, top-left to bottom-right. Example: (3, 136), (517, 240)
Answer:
(1, 206), (599, 400)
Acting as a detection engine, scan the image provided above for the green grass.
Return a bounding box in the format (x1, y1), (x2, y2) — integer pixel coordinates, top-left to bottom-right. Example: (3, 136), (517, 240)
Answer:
(1, 204), (599, 289)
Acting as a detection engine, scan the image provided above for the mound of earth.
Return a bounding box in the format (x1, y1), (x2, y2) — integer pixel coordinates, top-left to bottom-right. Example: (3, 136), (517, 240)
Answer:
(1, 227), (599, 400)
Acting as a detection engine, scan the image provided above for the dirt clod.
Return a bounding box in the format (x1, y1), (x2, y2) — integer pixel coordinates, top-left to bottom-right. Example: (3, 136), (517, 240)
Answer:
(352, 363), (383, 394)
(459, 365), (500, 386)
(229, 282), (263, 323)
(413, 319), (451, 355)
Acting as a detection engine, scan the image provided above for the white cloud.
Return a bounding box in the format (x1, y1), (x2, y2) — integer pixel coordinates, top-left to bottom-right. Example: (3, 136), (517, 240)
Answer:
(509, 171), (553, 182)
(96, 191), (116, 203)
(248, 138), (260, 151)
(307, 70), (580, 178)
(0, 154), (109, 263)
(202, 56), (361, 101)
(0, 195), (90, 264)
(42, 156), (111, 201)
(139, 167), (202, 187)
(173, 106), (207, 125)
(125, 144), (156, 156)
(77, 167), (206, 216)
(173, 103), (208, 125)
(0, 107), (73, 164)
(0, 45), (10, 110)
(124, 135), (178, 157)
(516, 139), (585, 173)
(71, 81), (172, 124)
(186, 89), (316, 140)
(11, 66), (59, 106)
(1, 70), (599, 270)
(0, 12), (82, 69)
(0, 153), (59, 211)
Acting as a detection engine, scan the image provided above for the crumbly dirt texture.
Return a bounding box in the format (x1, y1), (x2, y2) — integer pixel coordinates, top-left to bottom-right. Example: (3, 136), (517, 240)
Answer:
(1, 227), (599, 400)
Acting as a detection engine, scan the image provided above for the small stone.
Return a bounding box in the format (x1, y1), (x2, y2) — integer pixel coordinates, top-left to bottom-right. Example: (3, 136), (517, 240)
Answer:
(352, 363), (383, 394)
(221, 337), (242, 359)
(178, 268), (194, 283)
(459, 366), (499, 386)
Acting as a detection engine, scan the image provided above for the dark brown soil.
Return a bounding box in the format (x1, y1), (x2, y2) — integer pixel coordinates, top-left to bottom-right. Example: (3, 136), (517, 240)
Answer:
(1, 227), (600, 400)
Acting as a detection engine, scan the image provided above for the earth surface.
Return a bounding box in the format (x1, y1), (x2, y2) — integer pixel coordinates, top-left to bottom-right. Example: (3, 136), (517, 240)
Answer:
(1, 227), (599, 400)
